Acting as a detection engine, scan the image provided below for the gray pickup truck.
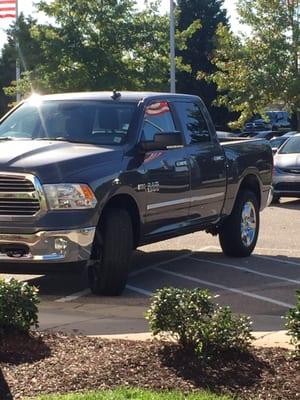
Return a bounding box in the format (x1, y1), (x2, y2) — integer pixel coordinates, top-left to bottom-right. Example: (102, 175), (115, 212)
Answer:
(0, 92), (273, 295)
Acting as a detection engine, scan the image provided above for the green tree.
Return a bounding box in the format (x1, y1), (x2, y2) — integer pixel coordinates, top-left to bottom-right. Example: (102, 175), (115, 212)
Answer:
(4, 0), (199, 100)
(0, 14), (42, 116)
(210, 0), (300, 129)
(176, 0), (234, 129)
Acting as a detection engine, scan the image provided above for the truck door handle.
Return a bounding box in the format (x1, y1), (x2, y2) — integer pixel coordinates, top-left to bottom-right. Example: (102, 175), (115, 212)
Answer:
(175, 160), (188, 167)
(212, 156), (225, 162)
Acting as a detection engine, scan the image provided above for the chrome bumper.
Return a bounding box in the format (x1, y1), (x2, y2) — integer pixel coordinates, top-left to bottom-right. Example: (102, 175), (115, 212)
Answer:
(0, 227), (96, 263)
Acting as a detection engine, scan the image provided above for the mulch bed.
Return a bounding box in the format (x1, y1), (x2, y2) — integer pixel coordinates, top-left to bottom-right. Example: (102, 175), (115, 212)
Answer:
(0, 332), (299, 400)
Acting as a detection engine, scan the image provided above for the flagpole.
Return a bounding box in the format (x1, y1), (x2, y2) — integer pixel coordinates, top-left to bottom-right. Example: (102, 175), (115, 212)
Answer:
(15, 0), (20, 102)
(170, 0), (176, 93)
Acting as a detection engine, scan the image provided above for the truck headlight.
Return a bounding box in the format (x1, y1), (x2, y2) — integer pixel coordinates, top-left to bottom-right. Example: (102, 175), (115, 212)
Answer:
(43, 184), (97, 210)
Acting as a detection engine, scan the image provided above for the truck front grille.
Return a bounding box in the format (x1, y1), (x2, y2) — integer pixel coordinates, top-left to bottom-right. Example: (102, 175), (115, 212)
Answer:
(0, 174), (42, 216)
(0, 176), (35, 192)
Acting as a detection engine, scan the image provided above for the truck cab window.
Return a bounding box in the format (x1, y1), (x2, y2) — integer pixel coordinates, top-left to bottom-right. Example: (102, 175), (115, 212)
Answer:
(142, 101), (176, 141)
(175, 102), (211, 145)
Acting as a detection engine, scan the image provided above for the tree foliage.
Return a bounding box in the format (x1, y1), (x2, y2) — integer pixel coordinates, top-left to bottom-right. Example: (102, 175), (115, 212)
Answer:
(209, 0), (300, 128)
(2, 0), (200, 107)
(0, 14), (42, 115)
(176, 0), (233, 129)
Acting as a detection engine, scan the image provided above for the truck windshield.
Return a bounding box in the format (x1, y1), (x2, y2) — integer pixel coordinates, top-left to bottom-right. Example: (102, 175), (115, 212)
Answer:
(0, 100), (137, 145)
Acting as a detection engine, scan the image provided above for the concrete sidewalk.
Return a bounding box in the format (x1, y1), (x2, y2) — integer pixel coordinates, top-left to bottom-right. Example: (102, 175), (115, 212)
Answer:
(91, 330), (294, 349)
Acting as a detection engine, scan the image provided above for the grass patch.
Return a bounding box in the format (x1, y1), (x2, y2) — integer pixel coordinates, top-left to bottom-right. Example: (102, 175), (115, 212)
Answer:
(34, 388), (233, 400)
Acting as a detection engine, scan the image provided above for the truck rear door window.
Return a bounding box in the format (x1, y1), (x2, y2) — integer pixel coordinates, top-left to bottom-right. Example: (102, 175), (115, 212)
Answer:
(174, 102), (211, 144)
(142, 101), (176, 141)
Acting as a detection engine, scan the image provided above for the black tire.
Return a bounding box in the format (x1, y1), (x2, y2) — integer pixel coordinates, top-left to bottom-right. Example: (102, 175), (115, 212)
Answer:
(271, 194), (280, 204)
(219, 190), (259, 257)
(88, 208), (133, 296)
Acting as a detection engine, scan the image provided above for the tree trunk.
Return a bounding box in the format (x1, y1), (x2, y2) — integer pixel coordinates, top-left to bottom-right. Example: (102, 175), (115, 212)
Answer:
(297, 110), (300, 131)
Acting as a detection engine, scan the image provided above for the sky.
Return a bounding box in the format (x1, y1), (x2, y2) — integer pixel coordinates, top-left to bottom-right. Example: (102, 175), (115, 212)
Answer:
(0, 0), (243, 49)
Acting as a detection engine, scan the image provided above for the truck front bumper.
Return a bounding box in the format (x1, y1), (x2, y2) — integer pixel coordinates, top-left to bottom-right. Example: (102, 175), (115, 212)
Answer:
(0, 227), (96, 263)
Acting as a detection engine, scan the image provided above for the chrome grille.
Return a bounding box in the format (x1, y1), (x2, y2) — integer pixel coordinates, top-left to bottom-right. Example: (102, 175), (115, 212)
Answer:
(0, 174), (41, 216)
(0, 176), (35, 192)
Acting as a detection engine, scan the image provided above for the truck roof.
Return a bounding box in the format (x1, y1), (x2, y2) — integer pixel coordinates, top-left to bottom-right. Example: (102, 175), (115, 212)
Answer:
(31, 91), (200, 103)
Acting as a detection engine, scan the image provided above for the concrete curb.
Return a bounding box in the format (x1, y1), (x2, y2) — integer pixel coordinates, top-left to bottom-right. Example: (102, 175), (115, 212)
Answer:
(89, 330), (294, 349)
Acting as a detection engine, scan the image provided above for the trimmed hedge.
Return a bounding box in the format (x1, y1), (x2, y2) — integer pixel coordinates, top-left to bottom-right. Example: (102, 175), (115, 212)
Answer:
(0, 277), (39, 333)
(285, 290), (300, 354)
(146, 287), (253, 358)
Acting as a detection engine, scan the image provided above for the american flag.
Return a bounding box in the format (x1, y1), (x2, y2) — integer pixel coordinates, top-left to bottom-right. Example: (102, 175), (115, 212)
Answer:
(0, 0), (16, 19)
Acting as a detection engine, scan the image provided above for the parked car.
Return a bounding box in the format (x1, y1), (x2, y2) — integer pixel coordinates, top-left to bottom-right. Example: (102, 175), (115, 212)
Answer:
(272, 134), (300, 202)
(282, 131), (300, 137)
(216, 131), (237, 141)
(244, 111), (291, 134)
(266, 111), (291, 132)
(270, 136), (289, 154)
(252, 130), (274, 140)
(244, 118), (272, 134)
(0, 91), (273, 295)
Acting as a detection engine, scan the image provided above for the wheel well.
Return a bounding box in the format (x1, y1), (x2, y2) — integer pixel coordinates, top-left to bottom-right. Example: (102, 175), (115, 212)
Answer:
(239, 175), (261, 208)
(100, 194), (141, 248)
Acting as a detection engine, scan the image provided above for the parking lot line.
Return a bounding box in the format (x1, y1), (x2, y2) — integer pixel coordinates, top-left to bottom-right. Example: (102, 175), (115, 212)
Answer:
(129, 246), (214, 278)
(126, 285), (153, 296)
(56, 288), (91, 303)
(254, 254), (300, 267)
(190, 257), (300, 285)
(256, 247), (300, 254)
(152, 267), (294, 308)
(55, 248), (213, 303)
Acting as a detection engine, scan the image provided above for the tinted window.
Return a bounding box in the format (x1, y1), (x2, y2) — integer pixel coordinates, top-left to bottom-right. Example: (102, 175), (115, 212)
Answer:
(279, 136), (300, 154)
(270, 137), (287, 148)
(0, 100), (136, 145)
(142, 101), (175, 141)
(174, 102), (210, 144)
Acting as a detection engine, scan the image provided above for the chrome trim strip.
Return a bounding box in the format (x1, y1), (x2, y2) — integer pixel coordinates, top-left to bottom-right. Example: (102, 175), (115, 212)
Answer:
(0, 191), (38, 199)
(147, 198), (190, 210)
(191, 192), (225, 202)
(147, 192), (225, 210)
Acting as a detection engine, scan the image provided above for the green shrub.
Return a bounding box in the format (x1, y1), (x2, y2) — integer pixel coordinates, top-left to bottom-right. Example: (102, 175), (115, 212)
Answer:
(0, 277), (39, 333)
(146, 287), (253, 358)
(285, 290), (300, 354)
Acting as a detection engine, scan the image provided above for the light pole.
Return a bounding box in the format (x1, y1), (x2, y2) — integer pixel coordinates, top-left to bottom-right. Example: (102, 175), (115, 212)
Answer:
(16, 0), (21, 102)
(170, 0), (176, 93)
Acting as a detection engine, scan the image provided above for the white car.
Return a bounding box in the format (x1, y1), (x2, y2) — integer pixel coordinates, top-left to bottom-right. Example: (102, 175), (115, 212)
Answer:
(273, 134), (300, 202)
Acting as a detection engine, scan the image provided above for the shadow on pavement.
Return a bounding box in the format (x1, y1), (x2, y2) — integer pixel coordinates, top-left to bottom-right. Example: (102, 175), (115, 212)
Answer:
(1, 248), (299, 299)
(1, 248), (298, 336)
(0, 369), (12, 400)
(270, 198), (300, 210)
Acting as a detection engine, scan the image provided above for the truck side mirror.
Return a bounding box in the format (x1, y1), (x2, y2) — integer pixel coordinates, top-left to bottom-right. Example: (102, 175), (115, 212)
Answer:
(140, 131), (183, 152)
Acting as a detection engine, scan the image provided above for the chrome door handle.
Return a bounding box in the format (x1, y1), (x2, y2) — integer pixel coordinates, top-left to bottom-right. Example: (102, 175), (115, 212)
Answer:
(213, 155), (225, 162)
(175, 160), (188, 167)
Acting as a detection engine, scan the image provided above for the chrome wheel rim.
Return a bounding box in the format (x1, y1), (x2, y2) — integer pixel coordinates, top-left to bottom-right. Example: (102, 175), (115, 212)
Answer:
(241, 201), (257, 247)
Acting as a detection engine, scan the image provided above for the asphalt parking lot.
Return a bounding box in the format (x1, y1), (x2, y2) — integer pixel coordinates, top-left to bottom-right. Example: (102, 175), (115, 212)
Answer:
(1, 198), (300, 336)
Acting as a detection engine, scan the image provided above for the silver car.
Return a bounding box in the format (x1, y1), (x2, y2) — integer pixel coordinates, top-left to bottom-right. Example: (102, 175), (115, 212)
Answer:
(272, 133), (300, 202)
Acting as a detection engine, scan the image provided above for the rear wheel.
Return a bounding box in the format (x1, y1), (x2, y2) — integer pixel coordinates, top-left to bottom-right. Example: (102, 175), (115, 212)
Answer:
(88, 208), (133, 296)
(219, 190), (259, 257)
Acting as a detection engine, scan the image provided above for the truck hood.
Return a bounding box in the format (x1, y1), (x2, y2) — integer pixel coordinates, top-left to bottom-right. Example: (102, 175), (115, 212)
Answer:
(275, 153), (300, 169)
(0, 140), (123, 183)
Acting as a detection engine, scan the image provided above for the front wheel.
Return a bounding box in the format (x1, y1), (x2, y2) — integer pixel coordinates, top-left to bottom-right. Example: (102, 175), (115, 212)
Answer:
(219, 190), (259, 257)
(271, 194), (280, 204)
(88, 208), (133, 296)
